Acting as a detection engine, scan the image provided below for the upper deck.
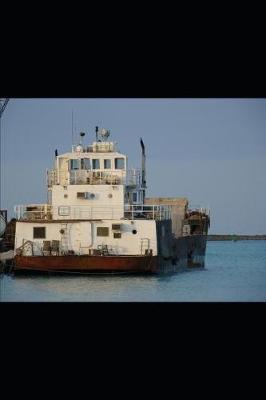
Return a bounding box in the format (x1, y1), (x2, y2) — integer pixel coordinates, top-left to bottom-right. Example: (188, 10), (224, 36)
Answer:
(47, 168), (141, 187)
(49, 136), (141, 187)
(15, 129), (174, 222)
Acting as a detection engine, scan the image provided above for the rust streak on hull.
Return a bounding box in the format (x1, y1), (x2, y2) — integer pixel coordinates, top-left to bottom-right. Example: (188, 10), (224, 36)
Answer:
(14, 254), (158, 274)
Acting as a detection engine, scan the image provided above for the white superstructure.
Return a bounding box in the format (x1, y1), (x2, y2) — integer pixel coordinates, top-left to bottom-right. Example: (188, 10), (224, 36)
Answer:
(14, 129), (171, 257)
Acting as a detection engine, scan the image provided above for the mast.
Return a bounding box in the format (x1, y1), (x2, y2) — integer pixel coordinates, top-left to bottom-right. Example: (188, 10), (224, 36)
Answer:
(140, 137), (146, 201)
(0, 99), (10, 208)
(0, 99), (9, 299)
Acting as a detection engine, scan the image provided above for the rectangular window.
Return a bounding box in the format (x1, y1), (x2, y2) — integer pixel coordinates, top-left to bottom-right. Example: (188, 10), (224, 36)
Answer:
(113, 232), (121, 239)
(92, 159), (100, 169)
(58, 206), (70, 215)
(77, 192), (86, 199)
(112, 224), (121, 230)
(33, 227), (46, 239)
(97, 227), (109, 237)
(104, 159), (111, 169)
(81, 158), (91, 170)
(133, 192), (138, 202)
(115, 158), (125, 169)
(70, 159), (79, 170)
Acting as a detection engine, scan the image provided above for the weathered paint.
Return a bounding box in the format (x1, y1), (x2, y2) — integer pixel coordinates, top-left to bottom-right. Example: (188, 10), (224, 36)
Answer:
(51, 184), (125, 220)
(15, 219), (158, 256)
(14, 254), (156, 274)
(14, 234), (207, 274)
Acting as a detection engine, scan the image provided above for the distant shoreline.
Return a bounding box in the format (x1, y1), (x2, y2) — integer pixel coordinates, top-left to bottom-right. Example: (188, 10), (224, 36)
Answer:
(207, 235), (266, 241)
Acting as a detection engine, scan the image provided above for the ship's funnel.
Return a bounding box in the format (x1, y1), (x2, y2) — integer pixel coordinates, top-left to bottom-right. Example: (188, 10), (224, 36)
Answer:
(140, 138), (146, 189)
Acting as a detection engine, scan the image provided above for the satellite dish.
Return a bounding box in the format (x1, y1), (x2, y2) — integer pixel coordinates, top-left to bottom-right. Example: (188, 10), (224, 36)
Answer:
(100, 128), (110, 139)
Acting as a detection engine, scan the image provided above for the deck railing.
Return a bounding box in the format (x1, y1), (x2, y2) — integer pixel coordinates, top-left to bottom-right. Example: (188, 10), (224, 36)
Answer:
(47, 169), (141, 187)
(15, 203), (171, 221)
(187, 205), (210, 217)
(124, 204), (171, 221)
(14, 204), (53, 221)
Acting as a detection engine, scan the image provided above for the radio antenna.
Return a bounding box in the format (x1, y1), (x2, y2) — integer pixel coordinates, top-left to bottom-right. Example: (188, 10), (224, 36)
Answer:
(71, 109), (74, 145)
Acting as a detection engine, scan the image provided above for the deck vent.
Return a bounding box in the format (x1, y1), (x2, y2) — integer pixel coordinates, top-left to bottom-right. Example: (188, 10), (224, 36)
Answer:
(113, 232), (122, 239)
(77, 192), (95, 199)
(112, 224), (121, 231)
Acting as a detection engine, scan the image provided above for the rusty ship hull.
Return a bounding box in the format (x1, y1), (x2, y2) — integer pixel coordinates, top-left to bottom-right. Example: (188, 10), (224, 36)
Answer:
(14, 234), (207, 275)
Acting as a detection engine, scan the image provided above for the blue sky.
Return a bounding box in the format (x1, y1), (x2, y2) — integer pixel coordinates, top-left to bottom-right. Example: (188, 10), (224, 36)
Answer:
(1, 98), (266, 234)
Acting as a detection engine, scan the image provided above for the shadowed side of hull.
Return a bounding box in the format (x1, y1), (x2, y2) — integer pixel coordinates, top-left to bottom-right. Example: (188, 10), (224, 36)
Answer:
(14, 254), (158, 274)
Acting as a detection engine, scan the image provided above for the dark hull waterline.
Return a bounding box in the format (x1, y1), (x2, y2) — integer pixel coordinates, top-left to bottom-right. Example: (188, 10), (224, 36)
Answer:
(14, 235), (207, 275)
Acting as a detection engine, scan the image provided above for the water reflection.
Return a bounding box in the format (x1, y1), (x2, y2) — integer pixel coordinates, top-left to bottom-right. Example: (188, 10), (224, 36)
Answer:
(1, 241), (266, 301)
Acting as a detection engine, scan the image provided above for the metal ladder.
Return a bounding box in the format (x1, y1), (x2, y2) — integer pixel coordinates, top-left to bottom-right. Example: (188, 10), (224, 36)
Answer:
(60, 223), (69, 253)
(140, 238), (150, 255)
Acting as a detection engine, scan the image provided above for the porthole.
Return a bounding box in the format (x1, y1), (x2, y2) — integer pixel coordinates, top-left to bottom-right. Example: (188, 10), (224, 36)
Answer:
(64, 194), (68, 198)
(60, 229), (65, 234)
(108, 194), (113, 198)
(132, 229), (137, 235)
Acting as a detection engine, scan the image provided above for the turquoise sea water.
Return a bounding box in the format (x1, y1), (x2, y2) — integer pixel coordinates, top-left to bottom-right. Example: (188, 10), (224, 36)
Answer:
(1, 240), (266, 302)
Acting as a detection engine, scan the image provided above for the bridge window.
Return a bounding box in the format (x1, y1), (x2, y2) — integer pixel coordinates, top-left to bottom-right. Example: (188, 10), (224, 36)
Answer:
(81, 158), (91, 170)
(115, 158), (125, 169)
(33, 227), (46, 239)
(133, 192), (138, 202)
(70, 159), (79, 170)
(97, 227), (109, 237)
(92, 159), (100, 169)
(104, 159), (111, 169)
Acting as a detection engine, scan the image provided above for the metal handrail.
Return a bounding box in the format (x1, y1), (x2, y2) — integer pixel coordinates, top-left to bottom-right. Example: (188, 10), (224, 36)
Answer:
(188, 205), (210, 217)
(15, 203), (171, 221)
(14, 204), (53, 221)
(124, 204), (171, 221)
(47, 168), (141, 187)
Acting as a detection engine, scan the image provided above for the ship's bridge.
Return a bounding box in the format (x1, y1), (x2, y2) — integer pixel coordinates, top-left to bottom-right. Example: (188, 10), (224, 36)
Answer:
(47, 140), (141, 187)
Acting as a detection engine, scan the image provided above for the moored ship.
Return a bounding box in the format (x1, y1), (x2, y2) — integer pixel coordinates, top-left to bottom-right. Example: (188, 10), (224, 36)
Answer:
(13, 127), (210, 274)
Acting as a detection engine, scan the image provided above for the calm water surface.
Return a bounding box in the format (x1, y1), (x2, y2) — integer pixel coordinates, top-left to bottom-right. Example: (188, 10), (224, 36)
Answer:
(1, 240), (266, 302)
